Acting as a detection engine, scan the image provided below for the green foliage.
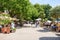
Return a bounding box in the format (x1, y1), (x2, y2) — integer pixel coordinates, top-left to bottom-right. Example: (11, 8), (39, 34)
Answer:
(0, 0), (59, 22)
(0, 13), (11, 25)
(34, 4), (44, 12)
(39, 11), (45, 19)
(0, 19), (11, 25)
(50, 6), (60, 20)
(34, 4), (45, 19)
(0, 13), (10, 17)
(11, 28), (16, 31)
(41, 4), (52, 18)
(0, 0), (39, 21)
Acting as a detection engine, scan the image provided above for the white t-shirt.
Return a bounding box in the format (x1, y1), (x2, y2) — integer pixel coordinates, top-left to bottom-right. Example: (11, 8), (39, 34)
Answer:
(11, 22), (15, 29)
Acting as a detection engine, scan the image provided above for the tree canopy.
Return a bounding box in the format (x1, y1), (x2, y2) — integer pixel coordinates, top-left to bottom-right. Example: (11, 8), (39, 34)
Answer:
(0, 0), (39, 21)
(34, 4), (52, 19)
(50, 6), (60, 20)
(0, 0), (60, 22)
(41, 4), (52, 18)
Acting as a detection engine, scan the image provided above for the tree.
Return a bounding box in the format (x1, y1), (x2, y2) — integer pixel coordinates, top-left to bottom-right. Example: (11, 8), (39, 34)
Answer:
(0, 0), (39, 26)
(41, 4), (52, 19)
(39, 11), (45, 19)
(34, 4), (45, 19)
(34, 4), (43, 12)
(50, 6), (60, 20)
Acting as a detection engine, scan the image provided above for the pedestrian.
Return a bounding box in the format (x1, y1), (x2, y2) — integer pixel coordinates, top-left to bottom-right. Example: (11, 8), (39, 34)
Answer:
(35, 21), (39, 27)
(11, 22), (15, 29)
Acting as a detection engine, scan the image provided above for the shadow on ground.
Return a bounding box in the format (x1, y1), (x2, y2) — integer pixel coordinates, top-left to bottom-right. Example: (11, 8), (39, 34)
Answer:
(39, 37), (60, 40)
(37, 27), (50, 32)
(56, 34), (60, 37)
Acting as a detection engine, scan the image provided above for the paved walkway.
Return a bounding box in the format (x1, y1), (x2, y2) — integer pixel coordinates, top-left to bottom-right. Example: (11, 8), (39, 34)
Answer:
(0, 27), (60, 40)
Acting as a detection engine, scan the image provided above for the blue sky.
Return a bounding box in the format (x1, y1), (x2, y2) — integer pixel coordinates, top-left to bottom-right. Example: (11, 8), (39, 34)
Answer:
(30, 0), (60, 7)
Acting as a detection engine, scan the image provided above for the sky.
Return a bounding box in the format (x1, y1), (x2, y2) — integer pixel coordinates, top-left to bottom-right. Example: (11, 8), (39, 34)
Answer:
(30, 0), (60, 7)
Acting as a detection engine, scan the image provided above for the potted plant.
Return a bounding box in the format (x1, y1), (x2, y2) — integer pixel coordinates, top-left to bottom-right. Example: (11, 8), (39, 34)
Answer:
(11, 28), (16, 33)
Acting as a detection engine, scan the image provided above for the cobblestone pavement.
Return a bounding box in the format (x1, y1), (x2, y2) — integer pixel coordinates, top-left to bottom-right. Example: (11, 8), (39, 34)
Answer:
(0, 27), (60, 40)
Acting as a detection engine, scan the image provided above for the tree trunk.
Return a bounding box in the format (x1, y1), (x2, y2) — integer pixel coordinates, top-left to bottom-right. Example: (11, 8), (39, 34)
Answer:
(19, 20), (23, 27)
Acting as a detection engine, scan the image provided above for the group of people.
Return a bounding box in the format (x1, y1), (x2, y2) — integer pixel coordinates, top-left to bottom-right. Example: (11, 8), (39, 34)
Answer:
(44, 21), (60, 31)
(51, 22), (58, 31)
(0, 22), (15, 34)
(51, 22), (60, 31)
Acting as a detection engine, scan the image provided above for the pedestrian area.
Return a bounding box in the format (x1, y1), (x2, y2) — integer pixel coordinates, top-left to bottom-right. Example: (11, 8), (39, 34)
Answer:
(0, 27), (60, 40)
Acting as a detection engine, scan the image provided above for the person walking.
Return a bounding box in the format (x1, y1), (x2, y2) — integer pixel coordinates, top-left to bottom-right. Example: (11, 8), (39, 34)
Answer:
(11, 22), (15, 29)
(35, 21), (39, 27)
